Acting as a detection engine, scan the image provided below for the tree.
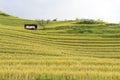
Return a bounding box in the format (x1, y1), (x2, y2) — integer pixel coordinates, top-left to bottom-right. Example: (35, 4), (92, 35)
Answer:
(53, 18), (57, 21)
(36, 20), (49, 30)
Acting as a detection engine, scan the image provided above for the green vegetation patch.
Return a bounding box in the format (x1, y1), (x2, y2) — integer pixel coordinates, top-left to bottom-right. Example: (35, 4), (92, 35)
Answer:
(52, 24), (120, 34)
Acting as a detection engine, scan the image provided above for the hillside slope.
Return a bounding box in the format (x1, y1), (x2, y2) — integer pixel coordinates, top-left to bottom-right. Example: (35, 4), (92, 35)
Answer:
(0, 12), (120, 80)
(0, 11), (35, 26)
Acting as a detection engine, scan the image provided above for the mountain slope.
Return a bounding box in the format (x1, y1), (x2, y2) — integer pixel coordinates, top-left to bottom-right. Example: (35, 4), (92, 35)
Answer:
(0, 11), (35, 26)
(0, 11), (120, 80)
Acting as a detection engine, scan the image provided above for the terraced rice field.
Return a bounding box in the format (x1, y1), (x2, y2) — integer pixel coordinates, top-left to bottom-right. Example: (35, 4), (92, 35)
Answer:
(0, 23), (120, 80)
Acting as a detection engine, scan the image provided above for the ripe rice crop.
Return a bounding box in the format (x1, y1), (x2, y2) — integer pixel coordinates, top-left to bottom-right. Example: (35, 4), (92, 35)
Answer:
(0, 22), (120, 80)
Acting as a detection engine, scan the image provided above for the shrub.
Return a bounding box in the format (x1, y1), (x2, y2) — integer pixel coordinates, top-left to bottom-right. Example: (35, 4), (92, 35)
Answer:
(76, 19), (105, 24)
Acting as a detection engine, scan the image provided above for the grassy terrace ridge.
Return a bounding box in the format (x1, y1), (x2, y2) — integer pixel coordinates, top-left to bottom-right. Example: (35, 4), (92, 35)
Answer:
(0, 11), (120, 80)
